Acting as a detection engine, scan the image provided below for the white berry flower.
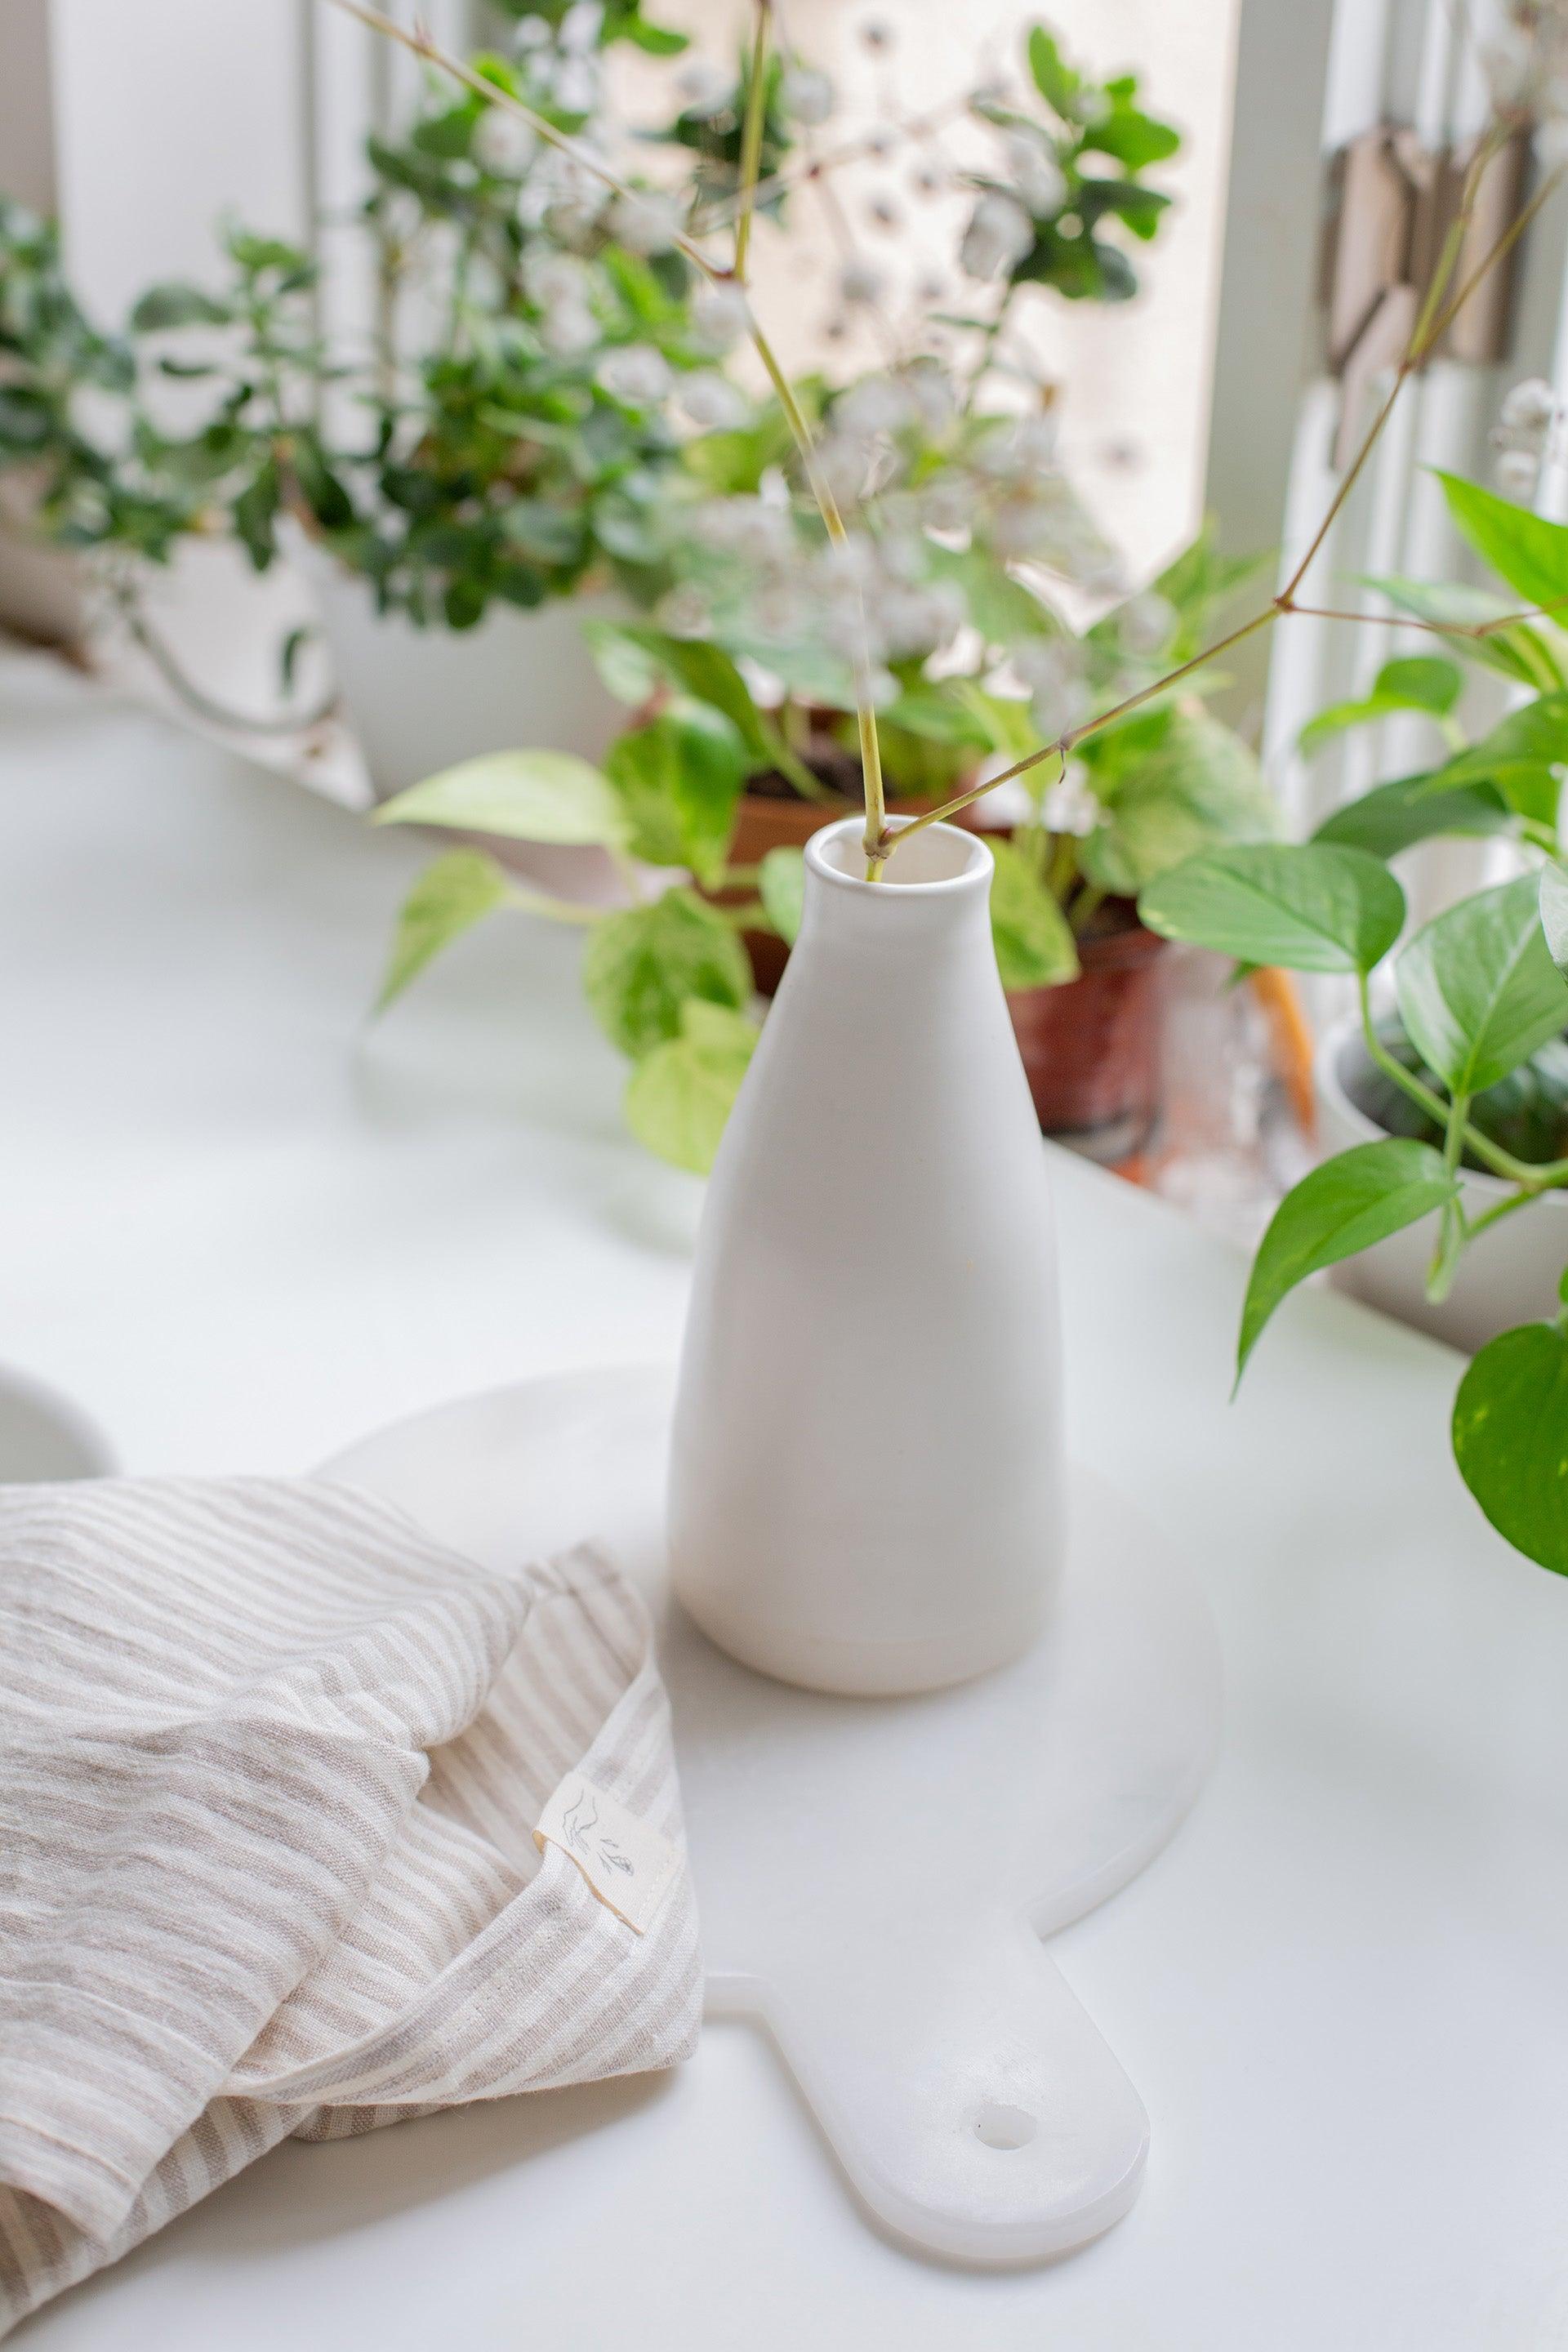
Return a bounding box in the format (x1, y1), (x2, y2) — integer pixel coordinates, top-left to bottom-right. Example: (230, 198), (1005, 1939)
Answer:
(1500, 376), (1559, 435)
(781, 66), (834, 125)
(677, 62), (733, 118)
(1004, 131), (1068, 218)
(596, 343), (674, 403)
(608, 189), (684, 256)
(960, 191), (1035, 281)
(474, 109), (538, 176)
(1495, 446), (1542, 498)
(839, 258), (884, 306)
(1041, 764), (1103, 836)
(677, 372), (751, 431)
(692, 281), (750, 354)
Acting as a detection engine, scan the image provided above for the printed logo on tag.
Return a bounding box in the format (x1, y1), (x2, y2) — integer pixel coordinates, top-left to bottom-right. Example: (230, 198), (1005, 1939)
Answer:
(534, 1775), (680, 1936)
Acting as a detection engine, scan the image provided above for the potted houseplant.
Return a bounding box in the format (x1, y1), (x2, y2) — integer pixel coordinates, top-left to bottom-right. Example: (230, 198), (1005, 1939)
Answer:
(0, 6), (794, 786)
(1135, 447), (1568, 1580)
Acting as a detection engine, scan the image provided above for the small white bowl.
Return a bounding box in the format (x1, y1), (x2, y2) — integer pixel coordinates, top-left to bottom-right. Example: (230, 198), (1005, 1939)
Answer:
(1314, 1014), (1568, 1354)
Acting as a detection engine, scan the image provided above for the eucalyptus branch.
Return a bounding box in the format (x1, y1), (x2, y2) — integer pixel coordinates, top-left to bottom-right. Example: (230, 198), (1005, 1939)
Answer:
(733, 1), (773, 281)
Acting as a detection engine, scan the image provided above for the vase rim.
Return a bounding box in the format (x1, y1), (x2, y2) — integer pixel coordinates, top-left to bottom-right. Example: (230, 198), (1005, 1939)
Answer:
(804, 815), (992, 897)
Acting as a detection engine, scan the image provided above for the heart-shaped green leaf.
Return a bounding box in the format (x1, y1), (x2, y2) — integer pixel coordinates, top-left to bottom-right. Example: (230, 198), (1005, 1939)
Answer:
(1312, 772), (1512, 859)
(375, 849), (511, 1013)
(375, 751), (627, 846)
(606, 706), (747, 889)
(1298, 655), (1463, 755)
(1237, 1138), (1458, 1379)
(1139, 842), (1405, 974)
(1363, 572), (1567, 693)
(1426, 693), (1568, 826)
(1395, 872), (1568, 1097)
(1453, 1319), (1568, 1575)
(988, 839), (1080, 989)
(582, 886), (751, 1060)
(624, 1000), (757, 1173)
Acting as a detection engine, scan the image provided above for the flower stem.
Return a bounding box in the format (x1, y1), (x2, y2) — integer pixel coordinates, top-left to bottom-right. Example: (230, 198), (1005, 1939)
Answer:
(733, 2), (772, 282)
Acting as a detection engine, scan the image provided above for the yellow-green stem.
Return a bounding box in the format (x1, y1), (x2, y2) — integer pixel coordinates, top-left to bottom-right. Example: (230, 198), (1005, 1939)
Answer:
(733, 3), (772, 282)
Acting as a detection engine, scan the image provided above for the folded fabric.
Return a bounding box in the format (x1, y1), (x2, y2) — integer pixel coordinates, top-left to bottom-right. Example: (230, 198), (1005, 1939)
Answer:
(0, 1476), (702, 2336)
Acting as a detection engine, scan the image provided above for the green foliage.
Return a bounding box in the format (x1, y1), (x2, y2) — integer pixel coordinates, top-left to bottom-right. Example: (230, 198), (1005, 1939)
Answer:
(607, 706), (748, 889)
(374, 750), (629, 845)
(1298, 655), (1463, 756)
(1312, 772), (1512, 859)
(624, 1000), (758, 1174)
(1541, 859), (1568, 980)
(376, 849), (513, 1011)
(581, 886), (751, 1059)
(987, 839), (1080, 987)
(1394, 874), (1568, 1098)
(1435, 470), (1568, 619)
(1345, 1018), (1568, 1173)
(1423, 693), (1568, 827)
(1236, 1140), (1458, 1380)
(1078, 706), (1275, 896)
(1139, 842), (1404, 975)
(759, 845), (805, 946)
(1363, 574), (1568, 692)
(1453, 1320), (1568, 1575)
(1005, 31), (1181, 306)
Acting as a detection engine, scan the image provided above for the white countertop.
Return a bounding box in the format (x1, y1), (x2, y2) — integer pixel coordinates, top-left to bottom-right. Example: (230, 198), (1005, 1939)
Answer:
(5, 646), (1568, 2351)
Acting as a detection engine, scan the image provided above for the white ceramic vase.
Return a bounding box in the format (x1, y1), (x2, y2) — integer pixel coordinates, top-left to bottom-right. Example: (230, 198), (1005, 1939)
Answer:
(669, 816), (1065, 1696)
(1316, 1014), (1568, 1353)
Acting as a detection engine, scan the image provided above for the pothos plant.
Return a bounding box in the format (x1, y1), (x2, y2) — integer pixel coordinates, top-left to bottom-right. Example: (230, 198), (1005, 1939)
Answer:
(370, 515), (1272, 1174)
(1136, 464), (1568, 1583)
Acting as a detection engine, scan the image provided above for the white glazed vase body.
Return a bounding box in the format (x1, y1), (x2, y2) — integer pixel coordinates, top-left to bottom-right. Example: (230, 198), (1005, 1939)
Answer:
(668, 817), (1065, 1695)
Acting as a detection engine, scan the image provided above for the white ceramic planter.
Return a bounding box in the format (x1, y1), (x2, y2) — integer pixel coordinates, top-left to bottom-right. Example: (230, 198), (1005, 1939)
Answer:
(669, 816), (1065, 1696)
(1316, 1014), (1568, 1353)
(307, 559), (626, 799)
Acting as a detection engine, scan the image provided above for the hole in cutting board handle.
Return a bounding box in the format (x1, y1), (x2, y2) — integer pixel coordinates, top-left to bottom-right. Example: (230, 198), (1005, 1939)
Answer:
(974, 2103), (1037, 2151)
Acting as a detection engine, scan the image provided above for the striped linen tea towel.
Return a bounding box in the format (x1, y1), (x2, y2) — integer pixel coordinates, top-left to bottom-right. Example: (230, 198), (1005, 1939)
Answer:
(0, 1476), (702, 2336)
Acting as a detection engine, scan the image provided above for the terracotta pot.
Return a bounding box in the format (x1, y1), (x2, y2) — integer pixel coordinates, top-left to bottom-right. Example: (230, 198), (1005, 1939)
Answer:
(716, 790), (853, 994)
(1005, 919), (1170, 1161)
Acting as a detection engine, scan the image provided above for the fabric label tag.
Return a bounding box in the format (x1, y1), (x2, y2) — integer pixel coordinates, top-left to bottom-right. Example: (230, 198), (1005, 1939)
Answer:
(534, 1775), (680, 1935)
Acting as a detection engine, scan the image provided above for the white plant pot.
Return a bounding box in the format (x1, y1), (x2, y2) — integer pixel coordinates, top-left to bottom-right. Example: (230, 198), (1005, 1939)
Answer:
(669, 816), (1066, 1696)
(1316, 1014), (1568, 1353)
(307, 559), (626, 799)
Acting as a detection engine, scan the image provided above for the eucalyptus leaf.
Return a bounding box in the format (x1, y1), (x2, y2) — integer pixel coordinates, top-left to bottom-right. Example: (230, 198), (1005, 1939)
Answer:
(1139, 842), (1405, 975)
(758, 845), (804, 945)
(623, 1000), (757, 1174)
(1396, 872), (1568, 1097)
(988, 840), (1080, 989)
(130, 282), (231, 332)
(1312, 771), (1512, 859)
(582, 886), (751, 1059)
(374, 751), (627, 847)
(1436, 470), (1568, 618)
(1541, 859), (1568, 980)
(606, 706), (747, 887)
(375, 849), (512, 1012)
(1453, 1320), (1568, 1575)
(1237, 1139), (1458, 1379)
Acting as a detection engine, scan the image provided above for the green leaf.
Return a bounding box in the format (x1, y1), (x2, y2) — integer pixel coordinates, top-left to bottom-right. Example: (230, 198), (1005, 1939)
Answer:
(1080, 102), (1181, 169)
(624, 1000), (757, 1174)
(617, 14), (689, 52)
(606, 706), (747, 888)
(1540, 860), (1568, 980)
(130, 282), (230, 332)
(759, 844), (804, 945)
(1312, 772), (1512, 859)
(582, 886), (751, 1058)
(1423, 694), (1568, 828)
(1237, 1139), (1458, 1379)
(988, 839), (1080, 988)
(927, 541), (1060, 648)
(1298, 655), (1463, 755)
(599, 625), (776, 766)
(375, 849), (511, 1013)
(374, 751), (628, 846)
(1079, 709), (1276, 896)
(1395, 872), (1568, 1096)
(1139, 842), (1405, 974)
(1454, 1320), (1568, 1575)
(1027, 26), (1080, 117)
(1436, 470), (1568, 619)
(1365, 573), (1567, 693)
(582, 619), (662, 706)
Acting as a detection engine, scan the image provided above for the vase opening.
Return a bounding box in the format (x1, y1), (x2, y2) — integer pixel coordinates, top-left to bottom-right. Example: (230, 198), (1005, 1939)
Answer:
(808, 817), (990, 890)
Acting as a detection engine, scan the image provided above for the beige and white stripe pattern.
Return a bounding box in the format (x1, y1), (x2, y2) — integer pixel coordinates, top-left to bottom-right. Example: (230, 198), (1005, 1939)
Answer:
(0, 1477), (701, 2336)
